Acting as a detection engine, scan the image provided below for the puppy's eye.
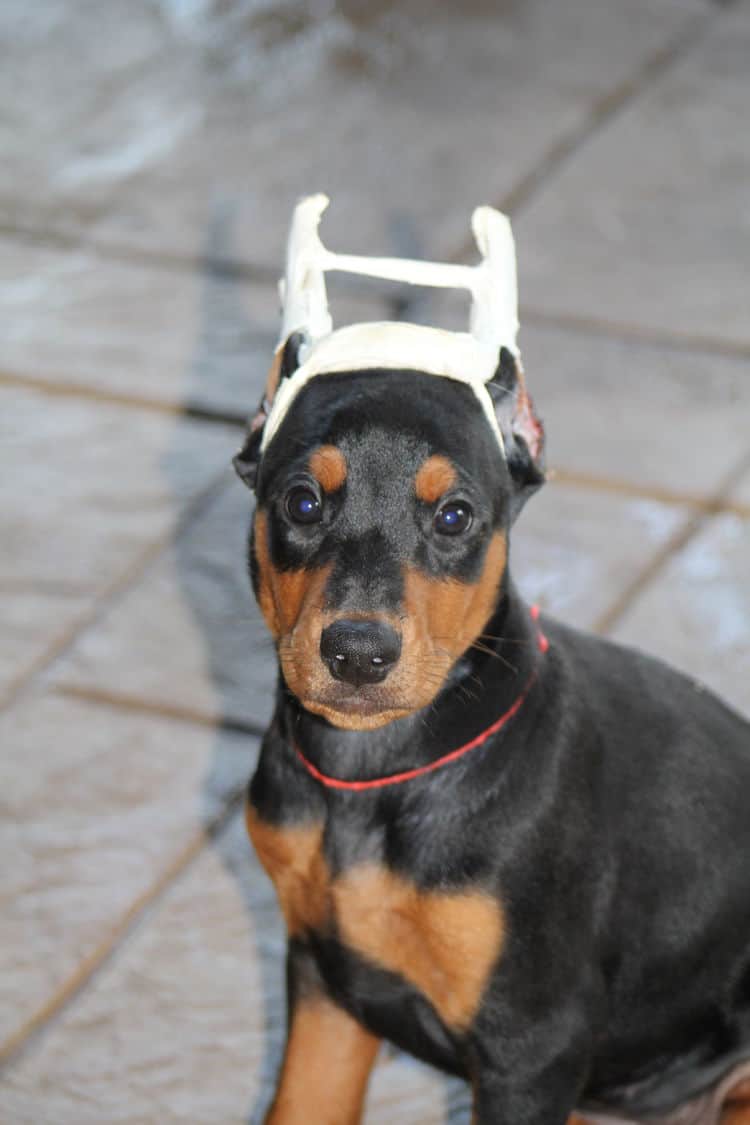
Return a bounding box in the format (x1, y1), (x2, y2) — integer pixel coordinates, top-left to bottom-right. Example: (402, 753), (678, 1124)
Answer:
(286, 487), (322, 525)
(434, 502), (473, 535)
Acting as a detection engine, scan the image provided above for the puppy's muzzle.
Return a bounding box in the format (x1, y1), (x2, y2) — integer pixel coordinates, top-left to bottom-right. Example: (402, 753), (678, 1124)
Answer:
(320, 619), (402, 687)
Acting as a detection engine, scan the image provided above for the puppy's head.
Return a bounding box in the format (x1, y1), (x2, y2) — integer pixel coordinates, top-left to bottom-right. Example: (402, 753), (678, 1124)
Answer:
(234, 339), (544, 730)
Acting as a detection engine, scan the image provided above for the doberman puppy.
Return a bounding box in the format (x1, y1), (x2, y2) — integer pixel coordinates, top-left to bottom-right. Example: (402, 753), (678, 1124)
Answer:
(234, 336), (750, 1125)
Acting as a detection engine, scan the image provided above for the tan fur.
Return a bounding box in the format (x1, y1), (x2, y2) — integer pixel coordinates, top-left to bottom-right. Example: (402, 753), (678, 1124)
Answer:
(309, 444), (347, 493)
(246, 809), (504, 1031)
(264, 994), (380, 1125)
(403, 529), (508, 668)
(264, 346), (284, 405)
(245, 808), (328, 935)
(414, 454), (457, 504)
(253, 510), (331, 647)
(722, 1080), (750, 1125)
(333, 865), (504, 1029)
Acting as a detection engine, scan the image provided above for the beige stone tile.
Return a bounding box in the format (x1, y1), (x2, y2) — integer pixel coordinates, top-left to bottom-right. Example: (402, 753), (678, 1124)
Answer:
(0, 388), (235, 589)
(0, 237), (274, 413)
(0, 691), (257, 1050)
(515, 4), (750, 347)
(520, 324), (750, 496)
(0, 812), (463, 1124)
(0, 586), (89, 697)
(0, 387), (236, 701)
(51, 480), (272, 729)
(513, 481), (687, 629)
(611, 512), (750, 719)
(729, 461), (750, 509)
(0, 0), (706, 266)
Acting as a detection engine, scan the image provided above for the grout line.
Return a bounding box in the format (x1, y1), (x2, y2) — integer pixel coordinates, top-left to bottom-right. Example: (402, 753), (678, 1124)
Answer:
(56, 683), (268, 740)
(3, 368), (749, 521)
(0, 578), (91, 596)
(592, 447), (750, 637)
(0, 367), (250, 426)
(0, 221), (279, 284)
(0, 787), (246, 1071)
(447, 9), (717, 264)
(549, 469), (750, 521)
(0, 472), (232, 714)
(522, 307), (750, 363)
(500, 12), (711, 216)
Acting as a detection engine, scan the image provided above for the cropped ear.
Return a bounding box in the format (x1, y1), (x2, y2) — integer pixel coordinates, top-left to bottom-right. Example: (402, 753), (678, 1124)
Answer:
(487, 347), (545, 519)
(233, 330), (308, 490)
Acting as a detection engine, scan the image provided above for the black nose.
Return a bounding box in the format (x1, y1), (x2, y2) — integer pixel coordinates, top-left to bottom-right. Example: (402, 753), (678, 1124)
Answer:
(320, 619), (402, 686)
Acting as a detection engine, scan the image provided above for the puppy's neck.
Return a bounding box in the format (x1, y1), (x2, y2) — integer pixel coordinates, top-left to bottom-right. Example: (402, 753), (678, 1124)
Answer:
(278, 579), (542, 787)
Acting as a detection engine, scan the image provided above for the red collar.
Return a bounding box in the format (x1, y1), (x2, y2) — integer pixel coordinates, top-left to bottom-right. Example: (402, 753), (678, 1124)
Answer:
(292, 606), (549, 792)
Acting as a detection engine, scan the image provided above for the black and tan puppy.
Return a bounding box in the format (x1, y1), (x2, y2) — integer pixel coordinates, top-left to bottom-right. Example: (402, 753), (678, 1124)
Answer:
(234, 335), (750, 1125)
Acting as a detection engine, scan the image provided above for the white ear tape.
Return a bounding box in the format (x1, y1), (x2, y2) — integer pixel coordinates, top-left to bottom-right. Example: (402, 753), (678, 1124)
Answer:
(261, 194), (521, 455)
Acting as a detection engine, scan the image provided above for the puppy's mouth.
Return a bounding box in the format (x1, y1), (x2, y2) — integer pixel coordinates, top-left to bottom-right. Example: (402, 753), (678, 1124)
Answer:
(278, 615), (440, 729)
(299, 682), (417, 731)
(278, 614), (463, 730)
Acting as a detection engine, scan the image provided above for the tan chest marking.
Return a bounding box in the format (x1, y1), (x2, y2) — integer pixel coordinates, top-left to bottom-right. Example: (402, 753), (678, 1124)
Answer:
(245, 807), (330, 935)
(333, 864), (504, 1030)
(247, 812), (505, 1030)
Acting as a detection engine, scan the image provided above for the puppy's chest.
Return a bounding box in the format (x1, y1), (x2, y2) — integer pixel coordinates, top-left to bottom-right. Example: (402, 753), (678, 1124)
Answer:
(246, 804), (505, 1030)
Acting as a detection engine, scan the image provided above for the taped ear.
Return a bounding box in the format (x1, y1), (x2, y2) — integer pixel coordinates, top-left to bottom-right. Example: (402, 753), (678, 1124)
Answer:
(233, 331), (308, 490)
(488, 347), (545, 518)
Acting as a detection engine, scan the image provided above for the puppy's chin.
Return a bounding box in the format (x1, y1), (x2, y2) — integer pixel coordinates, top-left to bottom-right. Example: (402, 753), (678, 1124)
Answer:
(280, 652), (452, 731)
(302, 697), (415, 731)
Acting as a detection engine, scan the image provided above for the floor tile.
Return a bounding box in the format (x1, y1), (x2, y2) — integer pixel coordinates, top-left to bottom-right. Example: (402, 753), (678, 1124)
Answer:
(0, 387), (236, 701)
(520, 324), (750, 496)
(729, 461), (750, 509)
(0, 811), (463, 1124)
(515, 3), (750, 347)
(513, 481), (687, 630)
(50, 478), (272, 729)
(0, 587), (89, 700)
(0, 692), (257, 1051)
(611, 512), (750, 719)
(0, 0), (707, 267)
(0, 236), (388, 413)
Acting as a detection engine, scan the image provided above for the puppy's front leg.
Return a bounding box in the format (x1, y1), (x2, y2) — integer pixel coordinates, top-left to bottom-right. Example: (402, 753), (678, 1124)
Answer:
(265, 946), (381, 1125)
(471, 1076), (580, 1125)
(470, 1022), (590, 1125)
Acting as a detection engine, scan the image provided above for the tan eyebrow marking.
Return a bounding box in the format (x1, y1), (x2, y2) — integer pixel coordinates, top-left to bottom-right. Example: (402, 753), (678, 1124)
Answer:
(415, 454), (457, 504)
(309, 445), (347, 493)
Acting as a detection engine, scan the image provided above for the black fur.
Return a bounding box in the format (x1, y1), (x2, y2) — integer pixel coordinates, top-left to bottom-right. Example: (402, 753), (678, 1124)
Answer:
(238, 359), (750, 1123)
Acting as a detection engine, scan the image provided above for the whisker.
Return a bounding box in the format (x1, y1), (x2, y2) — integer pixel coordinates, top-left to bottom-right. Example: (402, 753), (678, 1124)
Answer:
(477, 633), (538, 647)
(469, 641), (518, 674)
(456, 682), (481, 707)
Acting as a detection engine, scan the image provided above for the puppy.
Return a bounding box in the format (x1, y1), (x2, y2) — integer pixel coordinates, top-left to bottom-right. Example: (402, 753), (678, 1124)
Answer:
(233, 200), (750, 1125)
